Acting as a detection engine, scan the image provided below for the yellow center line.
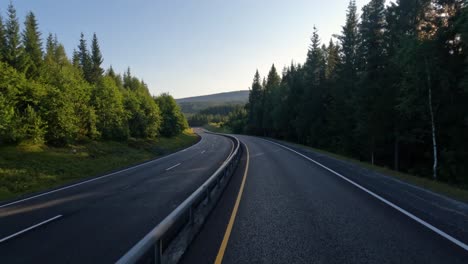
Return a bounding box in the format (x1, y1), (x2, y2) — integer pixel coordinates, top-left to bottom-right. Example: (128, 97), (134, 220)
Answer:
(214, 143), (250, 264)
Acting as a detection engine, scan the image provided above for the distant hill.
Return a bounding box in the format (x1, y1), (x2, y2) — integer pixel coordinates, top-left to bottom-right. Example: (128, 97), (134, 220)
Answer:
(176, 90), (249, 103)
(176, 90), (249, 114)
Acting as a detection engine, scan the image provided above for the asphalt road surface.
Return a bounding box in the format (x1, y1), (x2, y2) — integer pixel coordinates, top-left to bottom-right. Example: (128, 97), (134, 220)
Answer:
(0, 129), (234, 263)
(182, 135), (468, 264)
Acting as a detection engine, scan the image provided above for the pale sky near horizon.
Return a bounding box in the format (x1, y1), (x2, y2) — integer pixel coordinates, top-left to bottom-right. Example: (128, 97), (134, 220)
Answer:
(5, 0), (372, 98)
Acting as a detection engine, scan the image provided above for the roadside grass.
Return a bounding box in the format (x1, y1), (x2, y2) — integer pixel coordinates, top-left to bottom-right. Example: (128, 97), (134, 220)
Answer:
(0, 129), (199, 202)
(202, 122), (231, 134)
(282, 140), (468, 203)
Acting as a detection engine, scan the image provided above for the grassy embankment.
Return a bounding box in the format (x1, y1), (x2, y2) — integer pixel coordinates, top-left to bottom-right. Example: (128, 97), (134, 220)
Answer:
(202, 122), (231, 134)
(285, 141), (468, 203)
(0, 129), (199, 202)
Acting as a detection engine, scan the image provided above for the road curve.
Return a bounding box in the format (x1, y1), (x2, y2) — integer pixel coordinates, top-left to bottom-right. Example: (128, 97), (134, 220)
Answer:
(0, 129), (234, 263)
(182, 135), (468, 264)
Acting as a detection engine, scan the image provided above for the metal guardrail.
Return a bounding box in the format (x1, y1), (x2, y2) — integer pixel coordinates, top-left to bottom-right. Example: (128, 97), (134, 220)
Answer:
(117, 134), (242, 264)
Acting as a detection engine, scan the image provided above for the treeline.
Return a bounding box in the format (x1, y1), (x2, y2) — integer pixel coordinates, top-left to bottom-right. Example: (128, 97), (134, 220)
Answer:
(236, 0), (468, 185)
(187, 105), (242, 126)
(0, 3), (187, 146)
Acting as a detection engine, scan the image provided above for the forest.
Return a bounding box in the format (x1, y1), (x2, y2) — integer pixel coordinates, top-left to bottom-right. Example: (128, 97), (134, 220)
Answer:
(0, 3), (187, 147)
(230, 0), (468, 186)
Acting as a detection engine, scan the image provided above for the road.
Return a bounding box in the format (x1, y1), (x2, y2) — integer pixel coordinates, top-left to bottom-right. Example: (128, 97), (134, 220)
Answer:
(182, 135), (468, 263)
(0, 130), (234, 263)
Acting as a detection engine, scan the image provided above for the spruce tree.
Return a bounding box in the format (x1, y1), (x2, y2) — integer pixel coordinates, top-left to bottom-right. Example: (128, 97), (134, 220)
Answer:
(22, 12), (43, 79)
(356, 0), (390, 165)
(90, 33), (104, 83)
(44, 33), (56, 62)
(338, 0), (359, 88)
(262, 64), (281, 136)
(247, 70), (264, 135)
(4, 2), (23, 70)
(72, 48), (80, 67)
(77, 33), (92, 82)
(299, 26), (326, 145)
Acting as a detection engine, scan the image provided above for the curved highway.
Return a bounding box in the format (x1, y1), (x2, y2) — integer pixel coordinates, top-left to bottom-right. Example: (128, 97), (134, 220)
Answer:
(0, 130), (234, 263)
(182, 135), (468, 264)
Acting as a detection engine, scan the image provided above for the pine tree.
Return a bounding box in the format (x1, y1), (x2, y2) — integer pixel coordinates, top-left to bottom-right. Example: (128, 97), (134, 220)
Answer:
(90, 33), (104, 83)
(4, 2), (23, 70)
(22, 11), (43, 79)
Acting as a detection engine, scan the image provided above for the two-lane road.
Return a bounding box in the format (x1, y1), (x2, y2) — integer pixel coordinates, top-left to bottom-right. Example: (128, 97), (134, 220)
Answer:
(182, 135), (468, 263)
(0, 130), (234, 263)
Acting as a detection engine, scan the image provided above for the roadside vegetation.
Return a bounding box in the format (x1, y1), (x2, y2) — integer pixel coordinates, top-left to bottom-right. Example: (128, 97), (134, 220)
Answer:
(224, 0), (468, 190)
(202, 122), (231, 134)
(0, 3), (193, 201)
(0, 129), (198, 201)
(283, 140), (468, 203)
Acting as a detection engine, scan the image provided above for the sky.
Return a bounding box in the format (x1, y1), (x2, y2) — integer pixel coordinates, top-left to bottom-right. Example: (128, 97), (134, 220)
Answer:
(5, 0), (371, 98)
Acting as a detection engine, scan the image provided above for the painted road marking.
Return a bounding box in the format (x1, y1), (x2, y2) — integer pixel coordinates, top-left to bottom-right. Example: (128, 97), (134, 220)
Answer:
(0, 137), (205, 209)
(215, 143), (250, 264)
(166, 163), (182, 171)
(262, 138), (468, 252)
(0, 215), (63, 243)
(201, 150), (206, 154)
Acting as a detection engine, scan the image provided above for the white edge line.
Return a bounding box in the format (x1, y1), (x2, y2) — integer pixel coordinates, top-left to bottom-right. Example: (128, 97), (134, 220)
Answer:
(0, 137), (205, 209)
(0, 215), (63, 243)
(166, 163), (182, 171)
(261, 138), (468, 252)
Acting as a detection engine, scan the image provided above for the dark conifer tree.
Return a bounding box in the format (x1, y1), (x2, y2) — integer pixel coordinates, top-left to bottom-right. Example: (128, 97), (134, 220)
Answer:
(262, 64), (281, 136)
(77, 33), (92, 82)
(4, 3), (23, 70)
(72, 48), (80, 67)
(22, 12), (43, 79)
(0, 13), (6, 61)
(246, 70), (264, 135)
(90, 33), (104, 83)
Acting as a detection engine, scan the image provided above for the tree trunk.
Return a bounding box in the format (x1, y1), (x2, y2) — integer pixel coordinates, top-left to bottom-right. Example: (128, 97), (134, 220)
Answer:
(394, 136), (399, 171)
(425, 58), (438, 180)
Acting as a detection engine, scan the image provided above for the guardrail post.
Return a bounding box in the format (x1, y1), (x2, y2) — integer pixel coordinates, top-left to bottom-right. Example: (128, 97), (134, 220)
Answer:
(155, 239), (162, 264)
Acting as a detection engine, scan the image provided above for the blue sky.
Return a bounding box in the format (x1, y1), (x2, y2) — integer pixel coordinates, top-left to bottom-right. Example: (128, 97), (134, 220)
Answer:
(5, 0), (370, 98)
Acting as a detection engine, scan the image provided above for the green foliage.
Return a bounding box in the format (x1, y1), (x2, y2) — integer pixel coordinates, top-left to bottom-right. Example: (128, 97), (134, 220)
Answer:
(155, 93), (187, 137)
(19, 105), (46, 144)
(0, 2), (188, 149)
(92, 76), (128, 140)
(225, 106), (247, 134)
(0, 13), (7, 61)
(187, 105), (241, 126)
